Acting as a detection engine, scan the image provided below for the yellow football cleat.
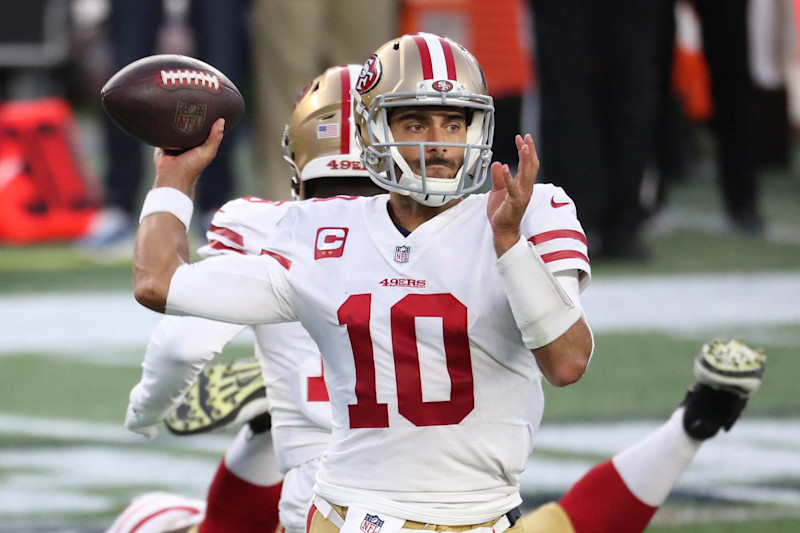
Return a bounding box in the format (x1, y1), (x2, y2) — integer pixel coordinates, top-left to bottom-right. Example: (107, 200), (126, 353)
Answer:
(164, 359), (269, 436)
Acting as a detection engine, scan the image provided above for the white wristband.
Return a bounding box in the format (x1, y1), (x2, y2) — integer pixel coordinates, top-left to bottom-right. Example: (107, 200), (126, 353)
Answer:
(496, 236), (582, 349)
(139, 187), (194, 233)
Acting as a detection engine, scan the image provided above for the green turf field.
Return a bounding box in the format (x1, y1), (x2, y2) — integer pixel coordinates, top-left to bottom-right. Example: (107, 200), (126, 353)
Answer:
(1, 139), (799, 531)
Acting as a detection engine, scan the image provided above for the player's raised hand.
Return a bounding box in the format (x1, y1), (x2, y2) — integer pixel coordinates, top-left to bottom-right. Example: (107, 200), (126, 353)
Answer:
(151, 118), (226, 196)
(487, 134), (539, 256)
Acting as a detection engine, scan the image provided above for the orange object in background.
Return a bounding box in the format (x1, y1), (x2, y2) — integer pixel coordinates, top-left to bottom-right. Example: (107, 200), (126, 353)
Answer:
(672, 45), (714, 122)
(672, 0), (713, 122)
(0, 98), (99, 245)
(400, 0), (533, 98)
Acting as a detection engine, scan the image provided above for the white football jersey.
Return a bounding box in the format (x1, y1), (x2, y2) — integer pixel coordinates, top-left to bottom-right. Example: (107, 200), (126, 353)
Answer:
(200, 197), (333, 472)
(167, 184), (590, 524)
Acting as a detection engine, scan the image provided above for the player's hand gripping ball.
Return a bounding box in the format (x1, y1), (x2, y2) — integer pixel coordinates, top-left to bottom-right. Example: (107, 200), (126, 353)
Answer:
(101, 54), (244, 151)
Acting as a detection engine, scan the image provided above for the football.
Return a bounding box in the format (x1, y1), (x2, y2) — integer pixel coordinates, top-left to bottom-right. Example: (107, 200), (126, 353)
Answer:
(101, 54), (244, 151)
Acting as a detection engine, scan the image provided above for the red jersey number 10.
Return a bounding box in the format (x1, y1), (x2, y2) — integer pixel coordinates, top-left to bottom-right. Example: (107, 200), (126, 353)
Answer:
(338, 293), (475, 428)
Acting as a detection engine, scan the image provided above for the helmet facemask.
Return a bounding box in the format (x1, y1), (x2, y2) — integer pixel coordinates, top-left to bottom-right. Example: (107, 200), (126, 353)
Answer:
(355, 82), (494, 207)
(352, 33), (496, 207)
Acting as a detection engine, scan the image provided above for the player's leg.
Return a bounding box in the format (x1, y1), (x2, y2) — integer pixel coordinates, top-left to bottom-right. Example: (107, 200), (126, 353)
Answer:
(523, 339), (766, 533)
(199, 422), (284, 533)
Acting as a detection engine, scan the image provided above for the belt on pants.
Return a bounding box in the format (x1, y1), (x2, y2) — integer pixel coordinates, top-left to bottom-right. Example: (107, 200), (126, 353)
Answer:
(311, 496), (521, 533)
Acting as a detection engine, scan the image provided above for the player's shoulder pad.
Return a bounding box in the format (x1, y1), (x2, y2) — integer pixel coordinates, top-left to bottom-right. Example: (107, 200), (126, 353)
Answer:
(198, 197), (293, 258)
(523, 183), (591, 289)
(286, 194), (367, 223)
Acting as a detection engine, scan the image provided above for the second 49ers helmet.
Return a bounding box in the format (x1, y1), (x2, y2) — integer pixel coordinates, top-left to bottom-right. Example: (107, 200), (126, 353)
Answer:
(283, 64), (368, 200)
(352, 33), (495, 207)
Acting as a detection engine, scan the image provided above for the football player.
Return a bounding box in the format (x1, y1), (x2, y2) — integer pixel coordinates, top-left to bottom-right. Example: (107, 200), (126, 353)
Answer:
(121, 64), (383, 533)
(133, 33), (593, 531)
(114, 339), (765, 533)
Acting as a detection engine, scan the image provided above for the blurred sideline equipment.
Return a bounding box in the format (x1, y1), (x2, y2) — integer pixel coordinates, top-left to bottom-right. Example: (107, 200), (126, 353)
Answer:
(101, 55), (244, 151)
(0, 0), (69, 69)
(0, 98), (99, 244)
(0, 0), (100, 245)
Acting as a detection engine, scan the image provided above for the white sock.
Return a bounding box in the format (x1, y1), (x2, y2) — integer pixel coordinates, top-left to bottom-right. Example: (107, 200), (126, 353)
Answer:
(612, 407), (701, 506)
(224, 425), (283, 486)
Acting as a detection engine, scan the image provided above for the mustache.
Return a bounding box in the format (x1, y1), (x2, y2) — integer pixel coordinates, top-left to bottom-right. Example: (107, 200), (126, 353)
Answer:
(421, 157), (457, 169)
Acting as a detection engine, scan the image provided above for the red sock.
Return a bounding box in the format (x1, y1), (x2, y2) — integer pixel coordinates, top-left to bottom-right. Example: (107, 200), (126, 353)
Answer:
(559, 460), (657, 533)
(199, 460), (283, 533)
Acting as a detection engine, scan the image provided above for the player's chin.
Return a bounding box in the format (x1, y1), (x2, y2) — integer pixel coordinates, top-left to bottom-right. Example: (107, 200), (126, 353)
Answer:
(422, 167), (457, 179)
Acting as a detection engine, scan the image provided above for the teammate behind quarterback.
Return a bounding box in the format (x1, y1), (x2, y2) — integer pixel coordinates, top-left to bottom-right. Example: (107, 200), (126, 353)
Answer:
(133, 33), (592, 531)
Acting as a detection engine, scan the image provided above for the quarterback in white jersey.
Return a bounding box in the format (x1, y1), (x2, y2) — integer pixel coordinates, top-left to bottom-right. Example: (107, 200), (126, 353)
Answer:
(133, 34), (594, 528)
(124, 64), (383, 533)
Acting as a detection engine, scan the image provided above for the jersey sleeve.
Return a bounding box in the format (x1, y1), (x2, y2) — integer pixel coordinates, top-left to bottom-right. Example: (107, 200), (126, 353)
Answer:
(128, 316), (247, 421)
(522, 184), (591, 292)
(198, 197), (291, 258)
(166, 254), (298, 325)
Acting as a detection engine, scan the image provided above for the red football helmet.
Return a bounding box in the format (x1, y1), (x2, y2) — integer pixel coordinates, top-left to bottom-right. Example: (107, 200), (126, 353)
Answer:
(352, 33), (495, 207)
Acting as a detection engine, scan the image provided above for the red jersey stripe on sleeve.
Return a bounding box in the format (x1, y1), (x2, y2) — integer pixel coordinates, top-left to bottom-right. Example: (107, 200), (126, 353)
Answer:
(208, 240), (246, 254)
(261, 249), (292, 270)
(528, 230), (587, 246)
(541, 249), (590, 264)
(209, 224), (244, 247)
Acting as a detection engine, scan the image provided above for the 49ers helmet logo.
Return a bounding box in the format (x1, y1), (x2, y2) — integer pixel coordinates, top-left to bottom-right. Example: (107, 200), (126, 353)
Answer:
(433, 80), (454, 92)
(355, 55), (382, 95)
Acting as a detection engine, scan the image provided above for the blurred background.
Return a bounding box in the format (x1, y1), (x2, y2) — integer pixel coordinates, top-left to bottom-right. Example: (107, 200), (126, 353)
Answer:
(1, 0), (799, 531)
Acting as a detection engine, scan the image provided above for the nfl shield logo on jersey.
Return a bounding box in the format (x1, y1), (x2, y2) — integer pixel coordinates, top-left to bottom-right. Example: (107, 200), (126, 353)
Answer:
(360, 514), (384, 533)
(394, 245), (410, 263)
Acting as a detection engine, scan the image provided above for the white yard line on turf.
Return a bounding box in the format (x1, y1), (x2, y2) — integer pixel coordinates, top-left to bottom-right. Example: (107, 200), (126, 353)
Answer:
(1, 273), (799, 355)
(0, 413), (231, 453)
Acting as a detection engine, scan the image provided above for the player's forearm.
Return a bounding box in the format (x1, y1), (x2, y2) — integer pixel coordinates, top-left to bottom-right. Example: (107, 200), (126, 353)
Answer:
(496, 236), (593, 385)
(134, 211), (191, 313)
(134, 120), (225, 312)
(533, 317), (593, 386)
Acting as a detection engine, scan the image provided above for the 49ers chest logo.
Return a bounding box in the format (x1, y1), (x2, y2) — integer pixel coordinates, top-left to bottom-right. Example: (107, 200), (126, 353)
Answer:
(314, 227), (349, 259)
(355, 55), (382, 94)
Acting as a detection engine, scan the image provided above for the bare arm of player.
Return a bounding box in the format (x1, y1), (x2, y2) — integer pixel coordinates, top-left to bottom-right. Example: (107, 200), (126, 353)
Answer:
(133, 118), (226, 312)
(488, 135), (593, 387)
